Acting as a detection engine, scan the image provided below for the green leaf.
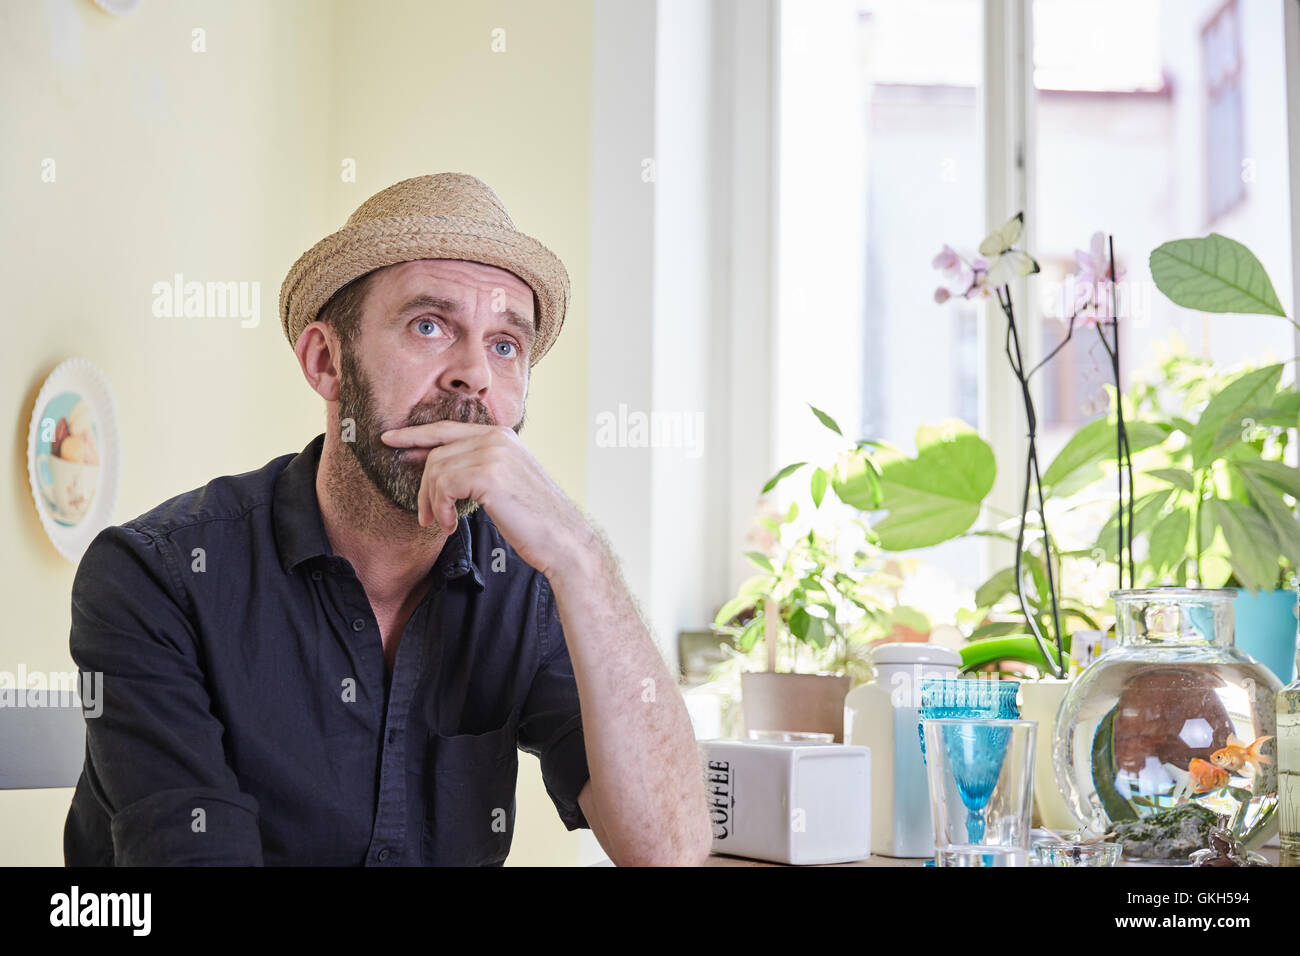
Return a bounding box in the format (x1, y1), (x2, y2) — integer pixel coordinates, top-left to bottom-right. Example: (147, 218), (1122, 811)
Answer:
(1147, 509), (1192, 575)
(713, 593), (758, 628)
(975, 567), (1018, 609)
(1235, 464), (1300, 568)
(871, 419), (996, 550)
(1207, 404), (1288, 463)
(1025, 551), (1051, 611)
(789, 606), (811, 640)
(832, 453), (883, 510)
(964, 529), (1018, 543)
(1096, 490), (1174, 560)
(798, 574), (830, 604)
(1236, 459), (1300, 499)
(744, 551), (774, 573)
(762, 461), (806, 494)
(1271, 391), (1300, 418)
(1189, 364), (1283, 469)
(1213, 499), (1280, 593)
(970, 620), (1030, 640)
(808, 404), (843, 436)
(1148, 468), (1196, 493)
(1149, 234), (1286, 316)
(785, 500), (799, 524)
(959, 636), (1066, 674)
(887, 605), (931, 634)
(1059, 603), (1102, 630)
(1042, 417), (1168, 496)
(736, 617), (766, 653)
(805, 615), (827, 649)
(811, 467), (828, 508)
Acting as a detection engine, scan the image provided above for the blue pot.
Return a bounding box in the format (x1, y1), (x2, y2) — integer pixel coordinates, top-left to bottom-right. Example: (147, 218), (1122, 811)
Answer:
(1233, 588), (1298, 685)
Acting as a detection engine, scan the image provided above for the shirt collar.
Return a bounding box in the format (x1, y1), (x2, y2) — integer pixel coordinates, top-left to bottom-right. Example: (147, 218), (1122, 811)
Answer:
(273, 433), (485, 590)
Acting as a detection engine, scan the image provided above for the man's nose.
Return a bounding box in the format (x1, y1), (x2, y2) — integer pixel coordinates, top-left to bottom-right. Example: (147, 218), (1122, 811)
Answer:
(437, 336), (491, 397)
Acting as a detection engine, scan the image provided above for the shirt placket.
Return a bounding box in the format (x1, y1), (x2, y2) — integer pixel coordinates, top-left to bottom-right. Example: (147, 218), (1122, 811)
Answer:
(365, 586), (438, 866)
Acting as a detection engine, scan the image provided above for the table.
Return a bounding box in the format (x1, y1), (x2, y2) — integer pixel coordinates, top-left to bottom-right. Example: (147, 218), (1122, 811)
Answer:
(703, 833), (1284, 866)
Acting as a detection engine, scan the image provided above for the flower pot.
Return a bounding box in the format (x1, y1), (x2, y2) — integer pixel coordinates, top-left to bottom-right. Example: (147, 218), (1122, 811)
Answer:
(1233, 588), (1298, 685)
(741, 672), (852, 743)
(1054, 588), (1281, 860)
(1018, 679), (1078, 831)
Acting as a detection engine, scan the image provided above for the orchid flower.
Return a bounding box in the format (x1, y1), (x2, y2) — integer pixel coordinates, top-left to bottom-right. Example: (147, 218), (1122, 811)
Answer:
(932, 244), (962, 276)
(1072, 231), (1126, 326)
(931, 214), (1039, 307)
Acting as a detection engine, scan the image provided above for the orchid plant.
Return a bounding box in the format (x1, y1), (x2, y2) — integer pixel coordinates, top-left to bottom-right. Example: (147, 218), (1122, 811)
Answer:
(933, 212), (1078, 678)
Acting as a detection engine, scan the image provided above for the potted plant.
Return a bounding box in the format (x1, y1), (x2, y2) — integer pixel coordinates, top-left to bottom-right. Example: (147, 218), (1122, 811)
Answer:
(1141, 234), (1300, 685)
(711, 406), (937, 741)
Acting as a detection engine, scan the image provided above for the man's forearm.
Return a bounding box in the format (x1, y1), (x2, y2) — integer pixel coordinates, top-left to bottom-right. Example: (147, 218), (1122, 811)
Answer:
(545, 529), (711, 866)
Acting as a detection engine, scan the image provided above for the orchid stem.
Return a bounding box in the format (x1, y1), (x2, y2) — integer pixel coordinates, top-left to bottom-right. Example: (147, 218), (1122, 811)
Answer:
(998, 287), (1066, 678)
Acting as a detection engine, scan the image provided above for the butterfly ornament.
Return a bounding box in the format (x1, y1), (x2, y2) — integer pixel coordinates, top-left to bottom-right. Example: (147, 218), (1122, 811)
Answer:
(979, 212), (1041, 289)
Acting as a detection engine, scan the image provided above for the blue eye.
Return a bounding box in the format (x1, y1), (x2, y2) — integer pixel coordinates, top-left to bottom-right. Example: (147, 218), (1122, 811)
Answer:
(416, 319), (441, 337)
(494, 341), (516, 357)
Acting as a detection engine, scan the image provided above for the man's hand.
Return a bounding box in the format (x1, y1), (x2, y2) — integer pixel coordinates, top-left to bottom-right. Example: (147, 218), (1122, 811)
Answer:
(380, 421), (596, 580)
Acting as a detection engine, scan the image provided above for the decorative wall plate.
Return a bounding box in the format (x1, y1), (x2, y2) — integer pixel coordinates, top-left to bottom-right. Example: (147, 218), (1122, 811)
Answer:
(26, 359), (121, 563)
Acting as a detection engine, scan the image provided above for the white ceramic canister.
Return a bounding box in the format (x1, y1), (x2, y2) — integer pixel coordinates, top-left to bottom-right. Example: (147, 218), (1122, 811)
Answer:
(844, 642), (961, 857)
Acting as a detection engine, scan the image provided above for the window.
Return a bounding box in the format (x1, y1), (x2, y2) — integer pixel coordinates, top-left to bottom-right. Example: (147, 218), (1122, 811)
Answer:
(1204, 0), (1245, 223)
(776, 0), (985, 595)
(1032, 0), (1292, 467)
(773, 0), (1293, 597)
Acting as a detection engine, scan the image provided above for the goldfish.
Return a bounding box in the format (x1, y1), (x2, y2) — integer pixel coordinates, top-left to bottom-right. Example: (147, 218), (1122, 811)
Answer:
(1186, 758), (1231, 794)
(1209, 735), (1273, 776)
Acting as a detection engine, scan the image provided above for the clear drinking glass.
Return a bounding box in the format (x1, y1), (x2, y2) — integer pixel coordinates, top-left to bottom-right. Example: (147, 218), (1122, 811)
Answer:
(923, 718), (1037, 866)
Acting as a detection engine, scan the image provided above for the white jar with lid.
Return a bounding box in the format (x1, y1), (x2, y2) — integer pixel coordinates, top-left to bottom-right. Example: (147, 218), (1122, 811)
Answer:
(844, 642), (962, 857)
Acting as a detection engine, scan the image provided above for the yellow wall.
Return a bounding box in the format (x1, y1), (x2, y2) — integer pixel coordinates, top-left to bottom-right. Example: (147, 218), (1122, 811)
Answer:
(0, 0), (592, 866)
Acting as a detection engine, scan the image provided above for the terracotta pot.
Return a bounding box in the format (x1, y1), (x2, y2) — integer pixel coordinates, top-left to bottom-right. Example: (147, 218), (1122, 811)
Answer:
(741, 672), (852, 743)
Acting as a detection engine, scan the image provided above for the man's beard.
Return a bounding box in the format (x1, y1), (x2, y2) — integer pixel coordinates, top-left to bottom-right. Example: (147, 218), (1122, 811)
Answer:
(337, 346), (524, 520)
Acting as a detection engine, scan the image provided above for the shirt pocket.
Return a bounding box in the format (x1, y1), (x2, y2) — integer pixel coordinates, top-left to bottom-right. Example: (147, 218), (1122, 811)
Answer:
(422, 720), (519, 866)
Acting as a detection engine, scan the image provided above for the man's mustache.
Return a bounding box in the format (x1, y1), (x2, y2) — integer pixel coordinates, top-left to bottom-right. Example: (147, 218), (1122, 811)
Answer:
(403, 396), (495, 429)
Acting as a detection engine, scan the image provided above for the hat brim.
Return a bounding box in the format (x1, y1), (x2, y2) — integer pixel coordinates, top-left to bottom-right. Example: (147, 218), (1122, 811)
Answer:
(279, 214), (569, 367)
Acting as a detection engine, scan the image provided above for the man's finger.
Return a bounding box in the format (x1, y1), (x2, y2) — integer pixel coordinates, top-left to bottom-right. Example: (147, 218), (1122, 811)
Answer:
(425, 469), (463, 535)
(380, 420), (492, 447)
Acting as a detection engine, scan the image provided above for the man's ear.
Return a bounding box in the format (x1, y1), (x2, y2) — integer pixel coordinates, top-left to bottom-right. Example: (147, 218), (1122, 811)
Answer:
(295, 321), (342, 402)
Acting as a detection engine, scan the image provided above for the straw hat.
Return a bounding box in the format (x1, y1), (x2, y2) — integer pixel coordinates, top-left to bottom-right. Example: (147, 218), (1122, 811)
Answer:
(279, 173), (570, 366)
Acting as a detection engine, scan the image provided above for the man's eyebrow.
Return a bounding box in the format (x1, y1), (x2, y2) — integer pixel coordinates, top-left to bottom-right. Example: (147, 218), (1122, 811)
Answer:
(394, 294), (535, 342)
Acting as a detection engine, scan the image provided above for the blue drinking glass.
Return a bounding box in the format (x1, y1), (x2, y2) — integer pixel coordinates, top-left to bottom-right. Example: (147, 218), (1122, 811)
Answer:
(917, 678), (1019, 759)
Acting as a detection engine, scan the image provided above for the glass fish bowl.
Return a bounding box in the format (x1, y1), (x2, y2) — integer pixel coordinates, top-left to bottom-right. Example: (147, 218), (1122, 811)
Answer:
(1053, 588), (1282, 862)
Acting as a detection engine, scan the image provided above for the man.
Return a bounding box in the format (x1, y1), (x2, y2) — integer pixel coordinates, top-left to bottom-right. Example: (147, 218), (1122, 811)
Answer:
(64, 172), (711, 866)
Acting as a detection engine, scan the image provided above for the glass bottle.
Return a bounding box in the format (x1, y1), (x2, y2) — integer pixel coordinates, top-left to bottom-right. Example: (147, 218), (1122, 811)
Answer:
(1280, 652), (1300, 866)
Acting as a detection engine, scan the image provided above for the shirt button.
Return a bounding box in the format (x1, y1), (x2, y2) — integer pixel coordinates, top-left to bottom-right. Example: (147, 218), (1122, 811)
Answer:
(310, 570), (322, 582)
(377, 848), (391, 862)
(351, 618), (366, 632)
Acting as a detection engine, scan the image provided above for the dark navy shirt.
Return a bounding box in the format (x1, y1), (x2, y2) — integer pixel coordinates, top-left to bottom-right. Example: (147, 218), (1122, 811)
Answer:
(63, 433), (590, 866)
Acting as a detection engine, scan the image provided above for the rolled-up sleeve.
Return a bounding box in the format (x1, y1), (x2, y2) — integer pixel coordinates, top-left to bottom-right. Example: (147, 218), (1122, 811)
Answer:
(67, 524), (263, 865)
(515, 575), (591, 832)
